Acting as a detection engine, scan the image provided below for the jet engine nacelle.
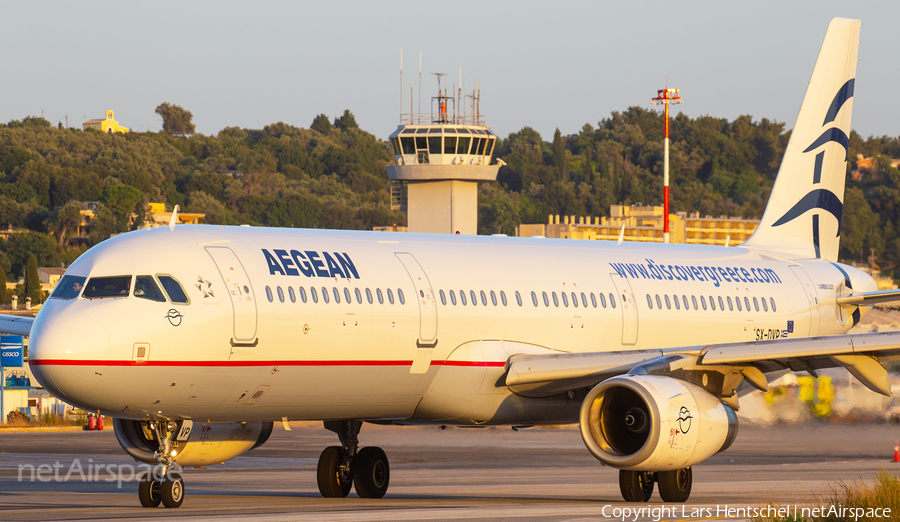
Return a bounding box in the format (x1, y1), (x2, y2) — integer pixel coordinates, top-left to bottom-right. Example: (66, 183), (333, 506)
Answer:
(114, 418), (273, 467)
(579, 375), (737, 471)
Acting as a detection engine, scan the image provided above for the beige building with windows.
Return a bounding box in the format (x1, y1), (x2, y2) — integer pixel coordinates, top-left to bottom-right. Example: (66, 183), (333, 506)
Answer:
(516, 204), (759, 246)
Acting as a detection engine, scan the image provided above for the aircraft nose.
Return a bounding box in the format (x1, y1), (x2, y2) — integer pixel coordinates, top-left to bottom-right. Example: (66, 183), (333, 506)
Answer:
(29, 303), (110, 405)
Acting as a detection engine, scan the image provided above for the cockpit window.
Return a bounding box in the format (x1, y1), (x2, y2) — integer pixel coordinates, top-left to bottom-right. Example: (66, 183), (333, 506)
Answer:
(51, 276), (86, 300)
(134, 275), (167, 302)
(83, 276), (132, 299)
(157, 275), (189, 304)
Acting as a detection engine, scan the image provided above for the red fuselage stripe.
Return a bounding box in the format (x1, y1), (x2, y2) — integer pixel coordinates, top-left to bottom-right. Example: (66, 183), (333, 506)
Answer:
(28, 359), (506, 368)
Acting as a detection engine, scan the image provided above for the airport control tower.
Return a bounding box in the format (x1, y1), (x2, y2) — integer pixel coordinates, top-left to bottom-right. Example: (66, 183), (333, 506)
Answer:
(386, 76), (501, 234)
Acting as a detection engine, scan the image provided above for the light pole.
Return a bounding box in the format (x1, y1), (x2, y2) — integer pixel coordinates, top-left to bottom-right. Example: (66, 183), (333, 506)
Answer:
(651, 87), (682, 243)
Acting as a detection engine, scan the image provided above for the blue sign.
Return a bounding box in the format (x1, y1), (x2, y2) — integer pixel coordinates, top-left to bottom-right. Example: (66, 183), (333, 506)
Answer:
(1, 335), (25, 367)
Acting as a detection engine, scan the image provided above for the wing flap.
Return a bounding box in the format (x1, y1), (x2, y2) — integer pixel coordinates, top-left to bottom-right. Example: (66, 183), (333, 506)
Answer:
(0, 314), (35, 336)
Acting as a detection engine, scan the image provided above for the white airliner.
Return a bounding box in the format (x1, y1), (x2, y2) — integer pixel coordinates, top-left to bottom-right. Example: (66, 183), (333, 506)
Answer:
(2, 17), (897, 508)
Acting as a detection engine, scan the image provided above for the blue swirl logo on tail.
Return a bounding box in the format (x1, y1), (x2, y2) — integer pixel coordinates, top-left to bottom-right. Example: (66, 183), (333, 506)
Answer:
(772, 79), (854, 257)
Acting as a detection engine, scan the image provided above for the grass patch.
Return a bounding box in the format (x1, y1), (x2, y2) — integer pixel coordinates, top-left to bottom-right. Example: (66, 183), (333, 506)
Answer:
(756, 471), (899, 522)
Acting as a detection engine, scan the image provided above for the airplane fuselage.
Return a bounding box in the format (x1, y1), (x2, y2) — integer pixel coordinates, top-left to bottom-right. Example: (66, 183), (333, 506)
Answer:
(28, 225), (876, 425)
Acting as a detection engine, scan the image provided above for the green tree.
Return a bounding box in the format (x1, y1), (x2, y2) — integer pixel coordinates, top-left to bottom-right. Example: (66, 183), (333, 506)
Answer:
(840, 187), (884, 262)
(552, 128), (568, 182)
(100, 185), (143, 232)
(333, 110), (358, 132)
(46, 201), (83, 246)
(0, 265), (7, 305)
(311, 114), (332, 134)
(155, 102), (196, 136)
(24, 254), (41, 304)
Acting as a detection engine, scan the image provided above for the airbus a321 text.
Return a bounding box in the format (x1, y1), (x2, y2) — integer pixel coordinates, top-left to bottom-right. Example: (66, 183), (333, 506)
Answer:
(3, 18), (897, 508)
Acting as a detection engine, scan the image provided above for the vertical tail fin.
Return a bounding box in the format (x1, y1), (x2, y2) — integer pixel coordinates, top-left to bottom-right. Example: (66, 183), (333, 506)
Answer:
(743, 18), (860, 261)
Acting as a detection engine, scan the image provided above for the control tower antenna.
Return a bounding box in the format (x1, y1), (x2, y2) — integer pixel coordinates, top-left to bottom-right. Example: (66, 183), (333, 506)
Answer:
(651, 80), (682, 244)
(418, 50), (422, 116)
(400, 48), (403, 120)
(432, 73), (447, 123)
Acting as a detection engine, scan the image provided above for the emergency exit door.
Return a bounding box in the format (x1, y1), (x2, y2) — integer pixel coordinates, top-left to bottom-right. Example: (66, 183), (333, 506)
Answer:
(206, 247), (258, 345)
(395, 253), (437, 345)
(610, 273), (638, 345)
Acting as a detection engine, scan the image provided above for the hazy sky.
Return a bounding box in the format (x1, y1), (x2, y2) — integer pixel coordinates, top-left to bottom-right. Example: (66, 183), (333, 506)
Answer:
(2, 2), (897, 142)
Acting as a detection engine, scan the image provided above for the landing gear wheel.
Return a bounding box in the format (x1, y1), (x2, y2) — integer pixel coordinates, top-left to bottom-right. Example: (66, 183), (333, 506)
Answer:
(619, 470), (654, 502)
(658, 467), (692, 503)
(160, 472), (185, 508)
(138, 472), (161, 507)
(317, 446), (352, 498)
(353, 447), (390, 498)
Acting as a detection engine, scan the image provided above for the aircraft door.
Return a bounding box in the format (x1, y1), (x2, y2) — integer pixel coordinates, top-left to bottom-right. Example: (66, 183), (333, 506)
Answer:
(395, 253), (437, 374)
(789, 265), (819, 336)
(610, 273), (638, 345)
(205, 246), (258, 345)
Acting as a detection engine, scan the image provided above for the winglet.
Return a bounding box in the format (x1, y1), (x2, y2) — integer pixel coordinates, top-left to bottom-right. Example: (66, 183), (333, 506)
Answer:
(169, 205), (180, 231)
(617, 225), (625, 245)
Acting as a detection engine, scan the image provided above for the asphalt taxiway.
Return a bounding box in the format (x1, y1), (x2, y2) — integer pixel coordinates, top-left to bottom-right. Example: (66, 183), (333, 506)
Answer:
(1, 422), (899, 521)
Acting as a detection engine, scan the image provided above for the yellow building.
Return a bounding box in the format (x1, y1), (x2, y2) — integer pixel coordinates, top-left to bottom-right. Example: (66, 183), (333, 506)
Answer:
(137, 203), (205, 228)
(83, 110), (129, 134)
(515, 204), (758, 246)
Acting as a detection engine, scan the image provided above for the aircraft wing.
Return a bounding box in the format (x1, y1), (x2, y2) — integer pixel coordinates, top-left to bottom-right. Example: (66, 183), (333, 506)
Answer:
(835, 289), (900, 306)
(506, 330), (900, 398)
(0, 314), (35, 336)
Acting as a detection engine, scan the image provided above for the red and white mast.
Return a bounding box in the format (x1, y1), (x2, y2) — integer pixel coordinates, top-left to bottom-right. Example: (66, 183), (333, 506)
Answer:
(651, 86), (682, 243)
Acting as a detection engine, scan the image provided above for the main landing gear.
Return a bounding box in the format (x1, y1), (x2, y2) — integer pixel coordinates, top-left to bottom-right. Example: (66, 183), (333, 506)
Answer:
(138, 419), (185, 509)
(619, 467), (692, 503)
(317, 420), (390, 498)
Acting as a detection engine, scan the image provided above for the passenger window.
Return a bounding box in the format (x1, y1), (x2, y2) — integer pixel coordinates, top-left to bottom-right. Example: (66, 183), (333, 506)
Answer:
(674, 295), (680, 310)
(682, 295), (689, 309)
(491, 291), (498, 306)
(440, 290), (447, 305)
(609, 293), (616, 308)
(552, 292), (559, 307)
(590, 293), (597, 308)
(599, 293), (607, 308)
(355, 288), (362, 304)
(580, 292), (587, 308)
(571, 292), (578, 308)
(646, 294), (653, 309)
(265, 286), (273, 302)
(744, 297), (750, 311)
(322, 287), (330, 303)
(727, 296), (734, 311)
(560, 292), (568, 307)
(157, 275), (189, 304)
(753, 297), (759, 312)
(289, 287), (296, 303)
(311, 287), (318, 303)
(52, 275), (86, 299)
(735, 297), (742, 311)
(460, 290), (467, 305)
(299, 287), (307, 303)
(481, 290), (488, 306)
(387, 289), (394, 304)
(700, 295), (707, 310)
(344, 288), (352, 303)
(365, 288), (373, 304)
(532, 291), (539, 307)
(655, 295), (662, 309)
(470, 290), (478, 306)
(542, 292), (549, 307)
(708, 296), (715, 310)
(134, 275), (166, 302)
(500, 290), (507, 306)
(376, 288), (384, 304)
(691, 295), (698, 310)
(398, 289), (405, 305)
(770, 297), (777, 312)
(762, 297), (768, 312)
(450, 290), (457, 305)
(718, 296), (725, 311)
(665, 295), (671, 309)
(332, 287), (340, 303)
(277, 287), (285, 303)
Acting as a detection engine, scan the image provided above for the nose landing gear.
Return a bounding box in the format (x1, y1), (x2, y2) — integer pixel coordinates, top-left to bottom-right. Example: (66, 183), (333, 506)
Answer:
(136, 418), (188, 508)
(317, 420), (391, 499)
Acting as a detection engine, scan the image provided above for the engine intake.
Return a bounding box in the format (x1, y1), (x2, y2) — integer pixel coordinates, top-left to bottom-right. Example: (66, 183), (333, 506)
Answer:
(114, 418), (273, 467)
(579, 375), (737, 471)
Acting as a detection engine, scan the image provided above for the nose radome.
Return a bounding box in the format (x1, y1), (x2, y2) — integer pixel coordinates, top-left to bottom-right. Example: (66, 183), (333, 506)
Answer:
(29, 305), (110, 404)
